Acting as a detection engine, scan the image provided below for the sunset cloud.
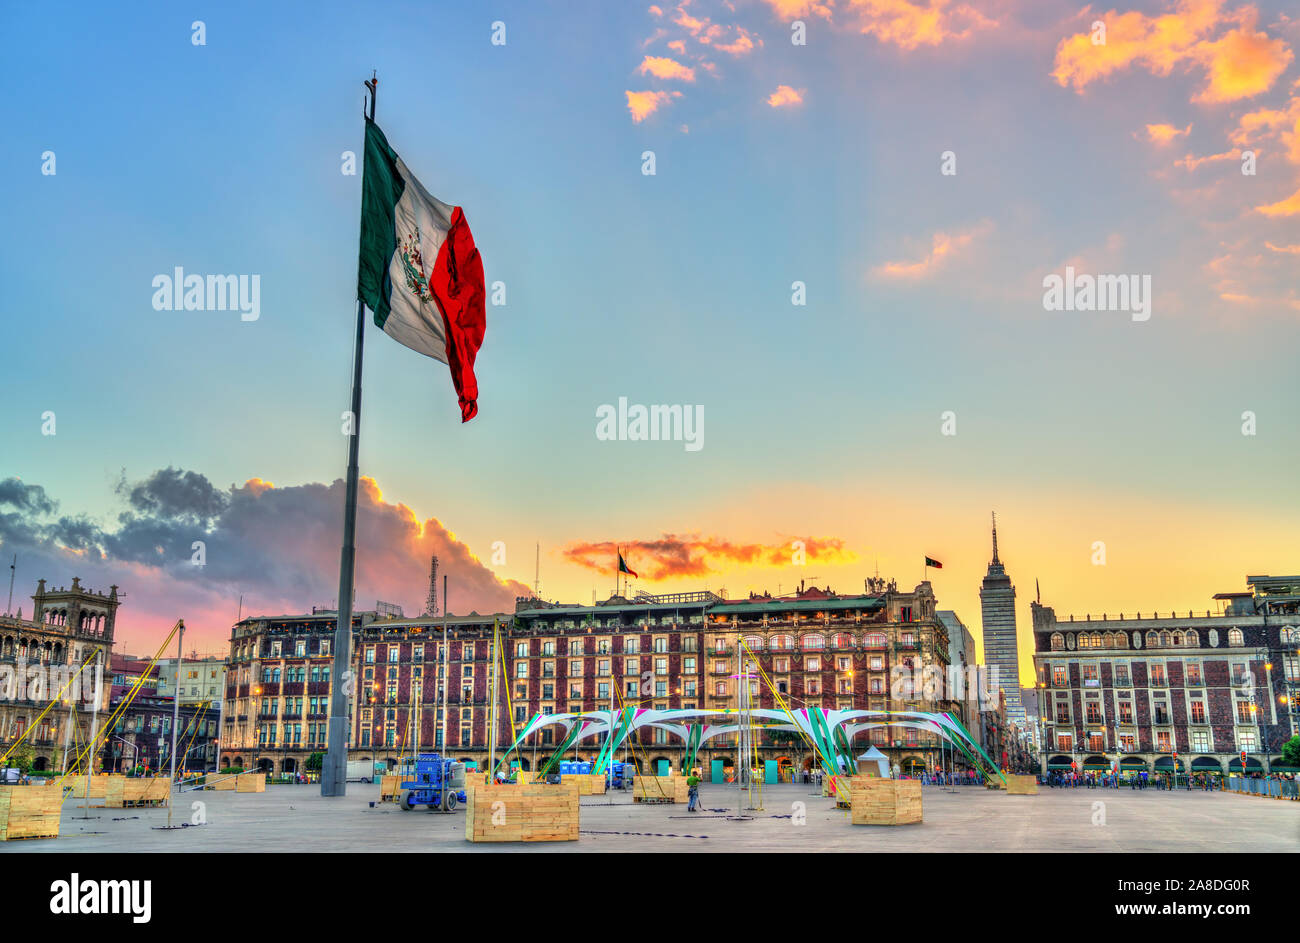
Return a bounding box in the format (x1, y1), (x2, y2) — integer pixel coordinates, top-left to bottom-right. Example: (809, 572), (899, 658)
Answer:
(639, 55), (697, 81)
(1052, 1), (1292, 104)
(562, 534), (857, 581)
(871, 221), (992, 279)
(626, 89), (681, 122)
(767, 84), (805, 107)
(843, 0), (996, 50)
(1255, 185), (1300, 216)
(1175, 147), (1242, 170)
(0, 469), (529, 650)
(1145, 122), (1193, 144)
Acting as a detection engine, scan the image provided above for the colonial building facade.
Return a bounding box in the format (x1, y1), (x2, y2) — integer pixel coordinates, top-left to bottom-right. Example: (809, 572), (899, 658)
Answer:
(222, 581), (974, 780)
(0, 579), (116, 772)
(1032, 574), (1300, 778)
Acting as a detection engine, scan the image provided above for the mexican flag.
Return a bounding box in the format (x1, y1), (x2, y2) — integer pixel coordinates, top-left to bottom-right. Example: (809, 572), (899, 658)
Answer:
(924, 556), (943, 569)
(356, 118), (486, 422)
(618, 549), (637, 579)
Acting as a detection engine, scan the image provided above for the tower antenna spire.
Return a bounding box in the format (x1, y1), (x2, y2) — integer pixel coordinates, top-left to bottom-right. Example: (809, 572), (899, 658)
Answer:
(991, 511), (1000, 564)
(424, 555), (439, 616)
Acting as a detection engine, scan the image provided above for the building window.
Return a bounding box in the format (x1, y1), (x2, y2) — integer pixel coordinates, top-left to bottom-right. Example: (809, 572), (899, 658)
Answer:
(1118, 700), (1133, 724)
(515, 641), (528, 657)
(1114, 663), (1130, 686)
(1050, 632), (1064, 651)
(1156, 731), (1171, 751)
(1227, 628), (1244, 647)
(1235, 700), (1255, 723)
(1057, 733), (1072, 751)
(683, 656), (696, 675)
(1185, 662), (1202, 685)
(1189, 700), (1206, 724)
(1150, 663), (1166, 687)
(804, 635), (824, 650)
(1052, 665), (1067, 687)
(655, 657), (667, 676)
(806, 656), (821, 672)
(570, 659), (582, 675)
(654, 637), (668, 653)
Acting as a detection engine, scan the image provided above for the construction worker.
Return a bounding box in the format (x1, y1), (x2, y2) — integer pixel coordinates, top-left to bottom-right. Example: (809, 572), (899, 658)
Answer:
(686, 770), (701, 811)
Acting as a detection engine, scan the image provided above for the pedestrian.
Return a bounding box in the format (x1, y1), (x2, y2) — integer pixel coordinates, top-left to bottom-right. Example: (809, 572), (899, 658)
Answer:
(686, 770), (700, 812)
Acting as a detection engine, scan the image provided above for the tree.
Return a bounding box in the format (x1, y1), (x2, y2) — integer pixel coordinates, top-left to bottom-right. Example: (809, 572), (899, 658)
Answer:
(9, 744), (35, 774)
(305, 751), (324, 772)
(1282, 735), (1300, 769)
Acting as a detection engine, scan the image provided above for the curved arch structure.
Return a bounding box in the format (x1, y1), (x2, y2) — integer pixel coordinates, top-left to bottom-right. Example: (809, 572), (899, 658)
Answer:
(495, 705), (1004, 783)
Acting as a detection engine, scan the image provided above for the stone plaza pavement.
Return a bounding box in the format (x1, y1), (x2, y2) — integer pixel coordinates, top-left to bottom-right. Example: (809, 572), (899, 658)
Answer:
(4, 782), (1297, 853)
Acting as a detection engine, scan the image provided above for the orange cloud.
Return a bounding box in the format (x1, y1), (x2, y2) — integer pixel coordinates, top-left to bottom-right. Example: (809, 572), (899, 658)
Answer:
(1191, 18), (1293, 103)
(639, 55), (696, 81)
(767, 84), (805, 107)
(1231, 92), (1300, 164)
(1264, 241), (1300, 254)
(1175, 147), (1241, 169)
(668, 39), (686, 53)
(649, 4), (664, 15)
(626, 89), (681, 122)
(1052, 1), (1292, 104)
(844, 0), (996, 50)
(871, 221), (992, 279)
(562, 534), (857, 581)
(1146, 122), (1193, 144)
(1256, 185), (1300, 216)
(761, 0), (833, 18)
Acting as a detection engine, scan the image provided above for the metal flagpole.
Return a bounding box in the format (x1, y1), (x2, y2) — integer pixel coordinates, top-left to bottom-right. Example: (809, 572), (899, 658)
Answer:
(323, 74), (377, 797)
(440, 575), (448, 755)
(167, 622), (185, 827)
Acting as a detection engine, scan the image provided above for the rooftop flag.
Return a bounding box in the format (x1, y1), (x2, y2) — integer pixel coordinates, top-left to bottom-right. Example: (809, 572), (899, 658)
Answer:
(357, 118), (486, 422)
(924, 556), (943, 569)
(618, 549), (638, 579)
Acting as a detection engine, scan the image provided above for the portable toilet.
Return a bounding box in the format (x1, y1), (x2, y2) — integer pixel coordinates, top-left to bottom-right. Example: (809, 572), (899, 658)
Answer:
(764, 760), (777, 784)
(710, 758), (724, 783)
(655, 758), (670, 777)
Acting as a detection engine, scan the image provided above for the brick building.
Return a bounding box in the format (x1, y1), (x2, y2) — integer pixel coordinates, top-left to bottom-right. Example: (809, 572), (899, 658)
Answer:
(1032, 574), (1300, 779)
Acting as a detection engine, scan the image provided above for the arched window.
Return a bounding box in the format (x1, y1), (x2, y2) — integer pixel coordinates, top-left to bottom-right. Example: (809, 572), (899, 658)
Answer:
(771, 635), (793, 651)
(1183, 630), (1198, 647)
(833, 633), (853, 648)
(803, 634), (825, 650)
(1228, 628), (1244, 647)
(1050, 632), (1064, 651)
(1113, 632), (1128, 649)
(1281, 626), (1300, 645)
(1171, 631), (1183, 646)
(1159, 630), (1173, 647)
(1146, 631), (1160, 648)
(1090, 633), (1103, 649)
(864, 633), (887, 649)
(743, 635), (763, 651)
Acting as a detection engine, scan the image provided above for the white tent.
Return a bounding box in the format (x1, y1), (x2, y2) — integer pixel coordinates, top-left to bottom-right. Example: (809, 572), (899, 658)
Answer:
(857, 746), (890, 778)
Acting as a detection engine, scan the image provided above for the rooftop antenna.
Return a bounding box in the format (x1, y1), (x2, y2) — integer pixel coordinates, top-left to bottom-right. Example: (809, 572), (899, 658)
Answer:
(6, 554), (14, 618)
(1036, 578), (1040, 604)
(991, 511), (1000, 564)
(534, 542), (540, 598)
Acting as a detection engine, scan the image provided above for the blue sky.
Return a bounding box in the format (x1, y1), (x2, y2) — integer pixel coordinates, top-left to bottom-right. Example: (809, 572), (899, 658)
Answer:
(2, 0), (1298, 666)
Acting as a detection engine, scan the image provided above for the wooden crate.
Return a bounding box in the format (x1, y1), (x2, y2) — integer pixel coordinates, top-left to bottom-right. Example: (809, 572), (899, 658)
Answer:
(380, 774), (403, 801)
(465, 781), (579, 843)
(71, 774), (118, 801)
(1005, 774), (1038, 795)
(234, 773), (265, 793)
(0, 785), (64, 841)
(632, 774), (688, 803)
(574, 774), (606, 796)
(849, 777), (922, 826)
(105, 776), (170, 808)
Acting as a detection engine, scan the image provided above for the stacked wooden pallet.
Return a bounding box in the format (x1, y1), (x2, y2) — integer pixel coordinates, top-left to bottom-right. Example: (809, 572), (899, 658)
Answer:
(1005, 775), (1038, 795)
(465, 781), (579, 842)
(105, 776), (170, 808)
(632, 775), (687, 803)
(73, 774), (117, 801)
(0, 785), (64, 841)
(574, 774), (606, 796)
(234, 774), (265, 793)
(380, 774), (403, 801)
(849, 777), (923, 826)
